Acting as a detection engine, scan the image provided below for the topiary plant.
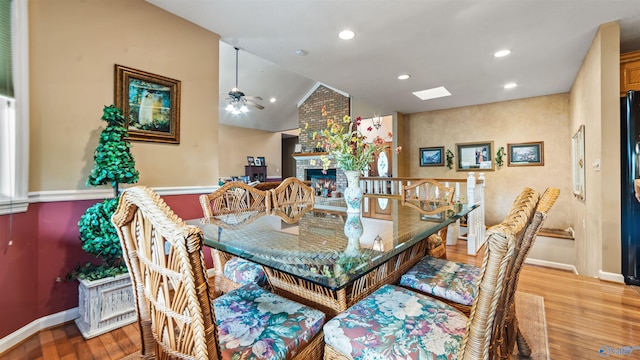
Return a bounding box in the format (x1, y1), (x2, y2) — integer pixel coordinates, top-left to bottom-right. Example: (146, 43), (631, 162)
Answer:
(69, 105), (139, 281)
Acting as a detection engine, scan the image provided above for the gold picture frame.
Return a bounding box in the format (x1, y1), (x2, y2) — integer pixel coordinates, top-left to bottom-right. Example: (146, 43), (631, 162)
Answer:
(115, 64), (181, 144)
(507, 141), (544, 166)
(455, 141), (495, 171)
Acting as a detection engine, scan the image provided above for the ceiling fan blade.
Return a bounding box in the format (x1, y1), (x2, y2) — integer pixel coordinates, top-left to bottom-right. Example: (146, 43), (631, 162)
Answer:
(246, 100), (265, 110)
(245, 96), (263, 101)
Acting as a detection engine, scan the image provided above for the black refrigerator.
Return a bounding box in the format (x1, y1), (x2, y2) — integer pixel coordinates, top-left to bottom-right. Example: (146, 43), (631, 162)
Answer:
(621, 90), (640, 286)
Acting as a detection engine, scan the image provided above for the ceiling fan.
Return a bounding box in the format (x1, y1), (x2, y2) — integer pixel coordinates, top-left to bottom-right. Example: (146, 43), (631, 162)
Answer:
(225, 47), (264, 114)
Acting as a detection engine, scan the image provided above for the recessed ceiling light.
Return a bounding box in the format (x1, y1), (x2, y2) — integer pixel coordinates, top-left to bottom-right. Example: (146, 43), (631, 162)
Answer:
(338, 30), (355, 40)
(504, 82), (517, 89)
(270, 98), (276, 103)
(494, 49), (511, 58)
(412, 86), (452, 101)
(397, 74), (410, 80)
(295, 49), (308, 56)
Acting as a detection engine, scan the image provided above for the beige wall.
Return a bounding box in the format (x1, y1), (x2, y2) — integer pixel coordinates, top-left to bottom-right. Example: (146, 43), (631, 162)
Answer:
(407, 94), (572, 229)
(218, 125), (282, 179)
(569, 22), (621, 276)
(29, 0), (220, 191)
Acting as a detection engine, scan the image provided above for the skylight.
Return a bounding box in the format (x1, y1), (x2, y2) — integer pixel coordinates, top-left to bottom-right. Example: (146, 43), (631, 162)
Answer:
(412, 86), (452, 101)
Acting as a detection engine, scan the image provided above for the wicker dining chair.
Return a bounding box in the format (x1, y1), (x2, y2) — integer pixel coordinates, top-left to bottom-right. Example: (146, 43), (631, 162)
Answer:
(399, 187), (559, 358)
(323, 222), (518, 360)
(113, 186), (326, 360)
(402, 179), (456, 259)
(270, 177), (315, 208)
(200, 182), (271, 296)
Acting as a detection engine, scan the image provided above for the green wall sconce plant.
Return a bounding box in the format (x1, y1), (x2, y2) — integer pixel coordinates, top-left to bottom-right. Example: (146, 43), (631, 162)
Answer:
(446, 149), (454, 169)
(496, 146), (505, 167)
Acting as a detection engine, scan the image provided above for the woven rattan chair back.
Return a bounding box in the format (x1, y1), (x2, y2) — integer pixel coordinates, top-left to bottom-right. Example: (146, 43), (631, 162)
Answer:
(456, 223), (517, 360)
(199, 182), (271, 295)
(200, 181), (271, 218)
(494, 187), (560, 359)
(270, 177), (315, 209)
(402, 179), (455, 204)
(112, 186), (220, 360)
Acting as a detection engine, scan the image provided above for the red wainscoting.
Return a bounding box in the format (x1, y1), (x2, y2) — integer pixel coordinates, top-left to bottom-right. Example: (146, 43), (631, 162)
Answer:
(0, 192), (210, 339)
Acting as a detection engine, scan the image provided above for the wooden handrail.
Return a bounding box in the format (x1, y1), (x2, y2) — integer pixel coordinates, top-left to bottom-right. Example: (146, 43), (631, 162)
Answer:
(362, 176), (484, 184)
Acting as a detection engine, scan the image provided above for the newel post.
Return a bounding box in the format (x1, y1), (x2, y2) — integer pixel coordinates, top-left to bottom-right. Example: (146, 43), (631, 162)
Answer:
(466, 172), (478, 255)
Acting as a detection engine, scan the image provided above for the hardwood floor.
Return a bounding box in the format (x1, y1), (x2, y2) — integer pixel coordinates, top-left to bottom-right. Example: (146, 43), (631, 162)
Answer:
(1, 240), (639, 360)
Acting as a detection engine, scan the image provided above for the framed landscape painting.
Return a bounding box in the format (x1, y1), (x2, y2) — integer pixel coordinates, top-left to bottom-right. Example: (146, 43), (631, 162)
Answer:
(507, 141), (544, 166)
(456, 141), (494, 171)
(419, 147), (444, 167)
(115, 64), (181, 144)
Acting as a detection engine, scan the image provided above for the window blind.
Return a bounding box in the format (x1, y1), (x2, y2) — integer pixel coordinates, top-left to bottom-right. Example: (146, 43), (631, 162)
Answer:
(0, 0), (13, 98)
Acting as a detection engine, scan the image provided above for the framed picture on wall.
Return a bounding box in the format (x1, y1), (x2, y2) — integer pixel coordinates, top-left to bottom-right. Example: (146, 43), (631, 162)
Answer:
(115, 64), (181, 144)
(419, 146), (444, 167)
(507, 141), (544, 166)
(455, 141), (494, 171)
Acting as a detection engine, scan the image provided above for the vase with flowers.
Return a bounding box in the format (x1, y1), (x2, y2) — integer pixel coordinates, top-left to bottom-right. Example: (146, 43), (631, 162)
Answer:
(316, 106), (397, 213)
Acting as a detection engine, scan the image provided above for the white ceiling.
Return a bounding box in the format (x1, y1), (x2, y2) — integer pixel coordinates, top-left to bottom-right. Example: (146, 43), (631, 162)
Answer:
(146, 0), (640, 132)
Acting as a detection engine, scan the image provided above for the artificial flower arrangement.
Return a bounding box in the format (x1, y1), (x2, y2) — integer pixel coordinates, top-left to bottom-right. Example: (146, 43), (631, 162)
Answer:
(308, 105), (400, 172)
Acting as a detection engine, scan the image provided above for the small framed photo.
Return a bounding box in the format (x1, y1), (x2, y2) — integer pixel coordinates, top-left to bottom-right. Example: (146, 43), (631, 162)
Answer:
(294, 144), (302, 153)
(115, 64), (181, 144)
(247, 156), (255, 166)
(507, 141), (544, 166)
(456, 141), (494, 171)
(257, 156), (266, 166)
(419, 146), (444, 167)
(254, 158), (262, 166)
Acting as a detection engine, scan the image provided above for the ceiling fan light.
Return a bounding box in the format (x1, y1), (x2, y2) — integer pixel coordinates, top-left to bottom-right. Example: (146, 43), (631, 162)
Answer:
(240, 105), (249, 113)
(225, 103), (234, 112)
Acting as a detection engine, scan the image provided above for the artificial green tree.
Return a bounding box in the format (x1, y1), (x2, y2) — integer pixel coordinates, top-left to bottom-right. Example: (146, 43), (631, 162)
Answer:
(71, 105), (139, 280)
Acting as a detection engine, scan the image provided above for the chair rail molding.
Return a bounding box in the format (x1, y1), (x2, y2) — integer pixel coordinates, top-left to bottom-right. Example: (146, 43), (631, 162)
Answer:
(28, 185), (220, 203)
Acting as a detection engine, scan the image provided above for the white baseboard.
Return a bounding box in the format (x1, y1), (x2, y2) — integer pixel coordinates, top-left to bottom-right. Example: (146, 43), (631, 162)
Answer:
(598, 270), (625, 284)
(0, 307), (78, 354)
(525, 258), (578, 274)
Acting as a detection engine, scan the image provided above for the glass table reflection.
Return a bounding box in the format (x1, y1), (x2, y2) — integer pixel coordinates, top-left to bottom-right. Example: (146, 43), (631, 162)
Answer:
(190, 199), (477, 315)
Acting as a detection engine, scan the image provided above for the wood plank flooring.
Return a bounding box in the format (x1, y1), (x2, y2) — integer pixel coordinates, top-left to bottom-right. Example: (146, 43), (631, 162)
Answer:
(1, 240), (639, 360)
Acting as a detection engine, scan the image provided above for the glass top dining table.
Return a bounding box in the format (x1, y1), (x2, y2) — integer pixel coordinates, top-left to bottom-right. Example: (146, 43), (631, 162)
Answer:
(190, 199), (477, 292)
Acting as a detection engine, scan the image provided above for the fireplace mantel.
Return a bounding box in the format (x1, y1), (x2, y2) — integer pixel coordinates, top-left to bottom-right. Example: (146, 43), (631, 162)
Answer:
(292, 152), (333, 161)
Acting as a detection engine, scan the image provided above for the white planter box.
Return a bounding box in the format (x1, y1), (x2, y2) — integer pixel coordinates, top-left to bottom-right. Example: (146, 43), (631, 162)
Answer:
(74, 273), (137, 339)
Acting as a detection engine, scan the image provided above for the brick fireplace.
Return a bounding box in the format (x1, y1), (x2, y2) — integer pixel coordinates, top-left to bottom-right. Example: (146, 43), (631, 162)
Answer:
(296, 84), (351, 196)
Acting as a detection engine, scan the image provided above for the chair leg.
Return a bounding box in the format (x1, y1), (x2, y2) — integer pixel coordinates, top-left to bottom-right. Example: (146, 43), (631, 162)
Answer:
(515, 325), (532, 357)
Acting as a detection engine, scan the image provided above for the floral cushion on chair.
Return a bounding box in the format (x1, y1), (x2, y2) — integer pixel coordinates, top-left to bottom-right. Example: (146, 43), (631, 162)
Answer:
(214, 283), (325, 360)
(399, 256), (481, 306)
(324, 284), (468, 359)
(223, 257), (268, 286)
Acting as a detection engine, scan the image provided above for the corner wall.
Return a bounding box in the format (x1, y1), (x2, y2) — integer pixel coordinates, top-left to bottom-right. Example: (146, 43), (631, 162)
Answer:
(218, 124), (282, 179)
(569, 22), (621, 277)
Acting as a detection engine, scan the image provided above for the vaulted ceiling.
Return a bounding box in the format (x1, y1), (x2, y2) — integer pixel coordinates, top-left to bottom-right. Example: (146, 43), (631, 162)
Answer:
(146, 0), (640, 132)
